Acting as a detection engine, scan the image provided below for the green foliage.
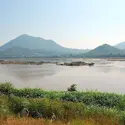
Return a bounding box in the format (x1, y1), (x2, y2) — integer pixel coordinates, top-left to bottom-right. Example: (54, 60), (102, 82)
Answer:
(2, 83), (125, 124)
(10, 96), (29, 113)
(0, 95), (13, 117)
(11, 88), (64, 99)
(9, 96), (85, 120)
(67, 84), (77, 92)
(61, 91), (122, 108)
(0, 82), (14, 95)
(2, 95), (125, 124)
(1, 83), (125, 111)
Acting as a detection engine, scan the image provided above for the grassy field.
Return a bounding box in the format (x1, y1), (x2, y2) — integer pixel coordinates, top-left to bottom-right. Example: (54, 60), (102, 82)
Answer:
(0, 83), (125, 125)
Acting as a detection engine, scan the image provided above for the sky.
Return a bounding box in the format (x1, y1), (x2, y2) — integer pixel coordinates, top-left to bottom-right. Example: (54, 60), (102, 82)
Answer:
(1, 0), (125, 49)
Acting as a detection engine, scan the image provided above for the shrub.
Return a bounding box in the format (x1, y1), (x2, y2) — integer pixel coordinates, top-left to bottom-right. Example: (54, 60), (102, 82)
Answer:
(1, 83), (125, 111)
(67, 84), (77, 92)
(9, 96), (85, 120)
(10, 96), (29, 113)
(1, 95), (125, 124)
(0, 95), (12, 117)
(0, 82), (14, 95)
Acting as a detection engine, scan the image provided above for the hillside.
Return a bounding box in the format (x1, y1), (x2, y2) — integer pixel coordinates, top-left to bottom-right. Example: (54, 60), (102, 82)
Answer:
(0, 34), (89, 57)
(114, 42), (125, 49)
(84, 44), (125, 57)
(1, 35), (125, 58)
(0, 34), (65, 52)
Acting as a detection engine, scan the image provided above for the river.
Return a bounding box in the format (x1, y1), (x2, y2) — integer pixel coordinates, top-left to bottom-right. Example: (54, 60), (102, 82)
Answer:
(0, 58), (125, 93)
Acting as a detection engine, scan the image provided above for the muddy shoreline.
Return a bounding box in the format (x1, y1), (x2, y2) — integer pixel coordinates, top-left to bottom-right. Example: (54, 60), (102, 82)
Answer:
(0, 60), (95, 66)
(0, 60), (47, 65)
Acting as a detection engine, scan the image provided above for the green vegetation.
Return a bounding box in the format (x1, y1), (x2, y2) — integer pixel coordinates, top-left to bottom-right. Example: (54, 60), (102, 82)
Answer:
(0, 95), (124, 125)
(0, 82), (14, 95)
(67, 84), (77, 92)
(1, 83), (125, 110)
(1, 83), (125, 125)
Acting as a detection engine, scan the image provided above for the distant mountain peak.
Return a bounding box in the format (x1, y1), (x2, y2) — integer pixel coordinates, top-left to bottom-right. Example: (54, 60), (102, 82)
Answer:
(95, 43), (119, 50)
(92, 44), (112, 50)
(99, 43), (111, 47)
(18, 34), (45, 40)
(21, 34), (28, 36)
(114, 42), (125, 49)
(85, 43), (123, 57)
(0, 34), (88, 57)
(102, 43), (110, 46)
(18, 34), (30, 37)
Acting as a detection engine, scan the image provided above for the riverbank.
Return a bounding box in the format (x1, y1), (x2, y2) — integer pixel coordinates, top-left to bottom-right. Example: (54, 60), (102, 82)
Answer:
(0, 60), (95, 66)
(0, 60), (46, 65)
(0, 83), (125, 125)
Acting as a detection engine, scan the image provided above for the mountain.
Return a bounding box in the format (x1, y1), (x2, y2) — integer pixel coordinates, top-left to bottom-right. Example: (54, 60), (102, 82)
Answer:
(114, 42), (125, 49)
(84, 44), (125, 57)
(0, 34), (89, 57)
(0, 34), (65, 51)
(1, 34), (125, 58)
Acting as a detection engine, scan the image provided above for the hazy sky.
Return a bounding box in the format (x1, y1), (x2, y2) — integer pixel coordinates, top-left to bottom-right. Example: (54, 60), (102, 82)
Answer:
(1, 0), (125, 49)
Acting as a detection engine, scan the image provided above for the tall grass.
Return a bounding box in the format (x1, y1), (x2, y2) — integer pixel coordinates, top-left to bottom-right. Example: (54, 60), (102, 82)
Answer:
(0, 95), (124, 124)
(1, 83), (125, 125)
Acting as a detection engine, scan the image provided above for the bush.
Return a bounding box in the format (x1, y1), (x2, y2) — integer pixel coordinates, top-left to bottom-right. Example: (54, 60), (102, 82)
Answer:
(0, 82), (14, 95)
(9, 96), (85, 120)
(67, 84), (77, 92)
(0, 95), (12, 117)
(10, 96), (29, 113)
(1, 94), (125, 124)
(8, 96), (124, 124)
(1, 83), (125, 111)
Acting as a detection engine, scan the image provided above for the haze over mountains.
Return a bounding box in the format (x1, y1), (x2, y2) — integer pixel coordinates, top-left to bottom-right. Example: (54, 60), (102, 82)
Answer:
(0, 34), (125, 58)
(114, 42), (125, 50)
(0, 34), (89, 57)
(85, 44), (125, 58)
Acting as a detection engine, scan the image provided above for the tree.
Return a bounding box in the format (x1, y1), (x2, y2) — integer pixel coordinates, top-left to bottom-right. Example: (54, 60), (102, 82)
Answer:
(67, 84), (77, 92)
(0, 82), (13, 95)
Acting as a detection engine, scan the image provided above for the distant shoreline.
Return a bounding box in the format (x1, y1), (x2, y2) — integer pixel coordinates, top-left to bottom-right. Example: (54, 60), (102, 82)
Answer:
(0, 59), (94, 66)
(0, 57), (124, 65)
(0, 57), (125, 61)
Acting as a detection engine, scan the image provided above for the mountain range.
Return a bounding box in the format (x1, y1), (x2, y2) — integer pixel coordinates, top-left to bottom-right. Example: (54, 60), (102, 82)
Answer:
(0, 34), (89, 57)
(114, 42), (125, 49)
(0, 34), (125, 58)
(84, 44), (125, 58)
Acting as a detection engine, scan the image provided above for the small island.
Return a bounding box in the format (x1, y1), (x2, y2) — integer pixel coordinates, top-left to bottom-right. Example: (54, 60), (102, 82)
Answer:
(56, 61), (95, 66)
(0, 60), (44, 65)
(0, 60), (95, 66)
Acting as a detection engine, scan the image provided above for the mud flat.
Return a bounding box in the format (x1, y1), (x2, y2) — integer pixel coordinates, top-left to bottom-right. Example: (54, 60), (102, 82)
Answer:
(0, 60), (45, 65)
(56, 61), (95, 66)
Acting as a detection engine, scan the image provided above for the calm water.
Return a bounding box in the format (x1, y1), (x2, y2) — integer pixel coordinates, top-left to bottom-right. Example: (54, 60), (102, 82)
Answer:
(0, 58), (125, 93)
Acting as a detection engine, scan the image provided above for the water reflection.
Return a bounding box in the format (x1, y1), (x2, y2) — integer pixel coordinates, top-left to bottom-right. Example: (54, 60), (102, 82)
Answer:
(0, 59), (125, 93)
